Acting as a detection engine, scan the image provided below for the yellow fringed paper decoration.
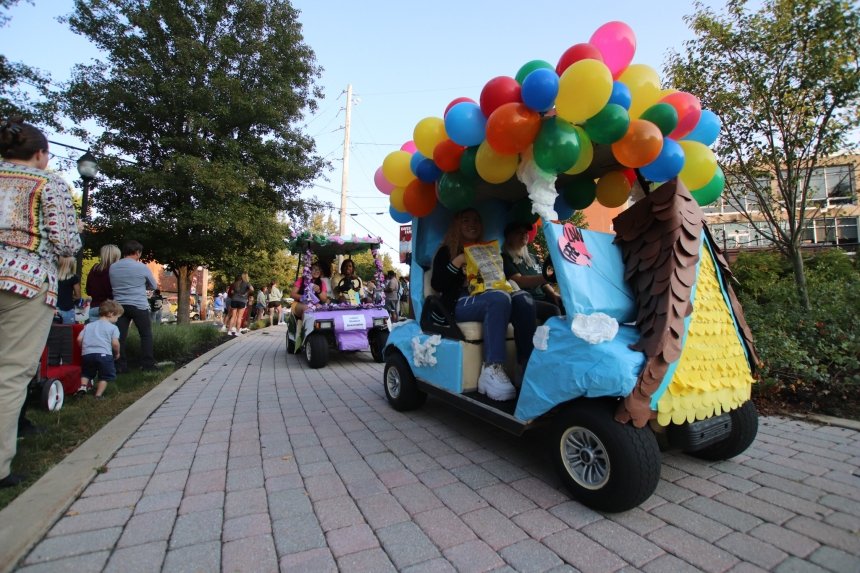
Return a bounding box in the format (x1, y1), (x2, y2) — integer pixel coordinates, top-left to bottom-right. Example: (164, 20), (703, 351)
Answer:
(656, 250), (754, 426)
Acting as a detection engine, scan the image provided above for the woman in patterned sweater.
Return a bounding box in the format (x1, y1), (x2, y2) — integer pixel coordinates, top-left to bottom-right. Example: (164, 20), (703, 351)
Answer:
(0, 117), (81, 488)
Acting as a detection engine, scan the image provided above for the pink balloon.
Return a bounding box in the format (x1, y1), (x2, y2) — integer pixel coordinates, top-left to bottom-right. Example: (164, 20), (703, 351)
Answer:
(400, 141), (418, 153)
(445, 97), (476, 117)
(589, 21), (637, 79)
(374, 166), (395, 195)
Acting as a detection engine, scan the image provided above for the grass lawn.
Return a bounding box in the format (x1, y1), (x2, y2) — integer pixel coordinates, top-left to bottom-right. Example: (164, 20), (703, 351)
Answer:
(0, 323), (227, 511)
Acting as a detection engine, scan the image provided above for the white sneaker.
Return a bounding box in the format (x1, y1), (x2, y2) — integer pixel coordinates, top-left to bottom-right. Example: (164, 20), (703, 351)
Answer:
(477, 364), (516, 401)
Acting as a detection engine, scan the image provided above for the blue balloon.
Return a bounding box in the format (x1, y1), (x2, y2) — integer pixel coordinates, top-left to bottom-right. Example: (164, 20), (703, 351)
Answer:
(684, 109), (721, 146)
(639, 138), (685, 182)
(521, 68), (559, 113)
(415, 158), (442, 183)
(444, 102), (486, 147)
(389, 206), (412, 224)
(607, 81), (632, 110)
(409, 151), (426, 176)
(554, 193), (574, 220)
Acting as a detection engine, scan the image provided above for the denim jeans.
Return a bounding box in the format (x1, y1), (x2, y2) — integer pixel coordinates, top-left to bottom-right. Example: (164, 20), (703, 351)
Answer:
(57, 308), (76, 324)
(455, 290), (536, 365)
(116, 305), (154, 370)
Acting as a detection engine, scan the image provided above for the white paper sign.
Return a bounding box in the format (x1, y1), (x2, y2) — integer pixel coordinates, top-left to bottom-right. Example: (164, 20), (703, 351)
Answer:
(342, 314), (367, 331)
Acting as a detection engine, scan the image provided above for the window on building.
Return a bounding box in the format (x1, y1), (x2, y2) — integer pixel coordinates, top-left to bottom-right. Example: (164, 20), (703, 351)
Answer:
(804, 217), (858, 244)
(705, 175), (768, 214)
(806, 165), (855, 207)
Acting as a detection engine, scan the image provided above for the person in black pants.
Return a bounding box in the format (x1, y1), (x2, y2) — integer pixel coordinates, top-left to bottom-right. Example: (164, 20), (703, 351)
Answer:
(108, 241), (157, 372)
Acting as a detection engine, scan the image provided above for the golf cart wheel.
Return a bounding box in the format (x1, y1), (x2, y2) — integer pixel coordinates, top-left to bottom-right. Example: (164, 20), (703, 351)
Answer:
(41, 378), (64, 412)
(551, 399), (661, 513)
(305, 334), (328, 369)
(688, 401), (758, 461)
(370, 330), (388, 363)
(383, 352), (426, 411)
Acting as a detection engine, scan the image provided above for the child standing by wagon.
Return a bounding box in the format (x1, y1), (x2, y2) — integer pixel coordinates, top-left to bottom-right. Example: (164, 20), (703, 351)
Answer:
(77, 299), (122, 398)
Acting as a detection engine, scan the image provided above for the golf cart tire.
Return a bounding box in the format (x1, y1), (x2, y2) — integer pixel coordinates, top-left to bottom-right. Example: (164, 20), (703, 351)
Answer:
(370, 330), (388, 363)
(383, 352), (426, 411)
(41, 378), (64, 412)
(305, 334), (328, 369)
(551, 399), (661, 513)
(688, 400), (758, 461)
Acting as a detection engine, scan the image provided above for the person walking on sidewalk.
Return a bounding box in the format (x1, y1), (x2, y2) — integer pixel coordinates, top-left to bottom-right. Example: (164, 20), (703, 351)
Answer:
(0, 118), (81, 488)
(109, 240), (157, 372)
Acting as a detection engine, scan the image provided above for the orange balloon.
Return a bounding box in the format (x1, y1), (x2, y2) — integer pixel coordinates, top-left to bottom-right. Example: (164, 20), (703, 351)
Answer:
(611, 119), (664, 168)
(403, 180), (437, 217)
(485, 102), (541, 154)
(595, 171), (632, 207)
(433, 139), (466, 172)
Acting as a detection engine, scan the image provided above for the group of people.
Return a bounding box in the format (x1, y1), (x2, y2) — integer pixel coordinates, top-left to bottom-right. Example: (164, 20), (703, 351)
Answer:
(289, 259), (408, 323)
(215, 274), (284, 336)
(432, 208), (563, 401)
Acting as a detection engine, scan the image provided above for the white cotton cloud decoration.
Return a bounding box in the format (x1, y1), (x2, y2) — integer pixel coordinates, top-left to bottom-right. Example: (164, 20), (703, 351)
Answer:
(411, 334), (442, 367)
(533, 325), (550, 351)
(571, 313), (619, 344)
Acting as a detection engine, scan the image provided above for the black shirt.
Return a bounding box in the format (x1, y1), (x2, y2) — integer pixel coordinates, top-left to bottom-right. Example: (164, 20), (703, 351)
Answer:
(56, 274), (80, 311)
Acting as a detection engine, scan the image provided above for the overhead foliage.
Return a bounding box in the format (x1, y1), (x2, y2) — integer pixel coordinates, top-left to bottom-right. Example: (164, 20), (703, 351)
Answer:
(61, 0), (327, 320)
(666, 0), (860, 309)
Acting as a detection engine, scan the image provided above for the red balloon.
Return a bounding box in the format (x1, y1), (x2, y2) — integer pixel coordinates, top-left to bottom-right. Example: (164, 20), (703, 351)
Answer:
(403, 180), (437, 217)
(445, 97), (476, 117)
(480, 76), (522, 118)
(433, 139), (467, 172)
(622, 169), (637, 185)
(485, 103), (541, 154)
(556, 43), (604, 76)
(660, 92), (702, 140)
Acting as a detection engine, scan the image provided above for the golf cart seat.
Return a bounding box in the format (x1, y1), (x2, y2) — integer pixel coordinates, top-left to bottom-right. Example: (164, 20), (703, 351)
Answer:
(420, 269), (516, 391)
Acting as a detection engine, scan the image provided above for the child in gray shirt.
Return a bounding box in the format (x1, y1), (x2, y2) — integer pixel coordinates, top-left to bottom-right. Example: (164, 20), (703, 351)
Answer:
(77, 300), (122, 398)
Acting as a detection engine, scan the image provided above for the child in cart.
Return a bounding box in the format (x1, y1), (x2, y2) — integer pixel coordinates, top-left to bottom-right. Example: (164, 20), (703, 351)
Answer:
(77, 299), (122, 398)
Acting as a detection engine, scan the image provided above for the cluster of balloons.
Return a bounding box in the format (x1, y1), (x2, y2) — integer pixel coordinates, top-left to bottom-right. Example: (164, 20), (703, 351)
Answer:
(377, 21), (724, 224)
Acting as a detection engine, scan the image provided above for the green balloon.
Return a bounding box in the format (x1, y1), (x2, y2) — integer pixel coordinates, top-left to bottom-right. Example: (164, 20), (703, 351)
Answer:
(533, 117), (581, 174)
(583, 103), (630, 144)
(640, 103), (679, 136)
(691, 166), (725, 206)
(559, 178), (597, 210)
(459, 146), (480, 182)
(509, 197), (539, 225)
(437, 171), (476, 211)
(515, 59), (554, 84)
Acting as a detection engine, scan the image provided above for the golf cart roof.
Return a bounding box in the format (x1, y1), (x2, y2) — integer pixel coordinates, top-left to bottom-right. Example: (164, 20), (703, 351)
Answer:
(288, 232), (382, 259)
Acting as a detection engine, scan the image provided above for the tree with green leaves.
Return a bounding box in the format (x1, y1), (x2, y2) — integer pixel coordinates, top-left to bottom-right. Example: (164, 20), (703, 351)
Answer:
(0, 0), (60, 128)
(61, 0), (326, 322)
(666, 0), (860, 309)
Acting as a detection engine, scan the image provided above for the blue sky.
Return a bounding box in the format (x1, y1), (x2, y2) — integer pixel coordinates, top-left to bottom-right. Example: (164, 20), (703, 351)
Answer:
(1, 0), (727, 260)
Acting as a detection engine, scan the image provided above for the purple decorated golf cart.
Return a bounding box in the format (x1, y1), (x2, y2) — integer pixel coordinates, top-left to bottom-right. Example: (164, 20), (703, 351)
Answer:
(285, 233), (390, 369)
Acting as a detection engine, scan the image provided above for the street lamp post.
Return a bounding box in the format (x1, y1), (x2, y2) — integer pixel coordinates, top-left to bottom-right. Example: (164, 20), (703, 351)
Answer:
(76, 151), (99, 272)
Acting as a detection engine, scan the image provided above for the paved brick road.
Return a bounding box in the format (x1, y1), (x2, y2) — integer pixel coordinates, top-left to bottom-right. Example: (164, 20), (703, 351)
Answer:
(15, 327), (860, 572)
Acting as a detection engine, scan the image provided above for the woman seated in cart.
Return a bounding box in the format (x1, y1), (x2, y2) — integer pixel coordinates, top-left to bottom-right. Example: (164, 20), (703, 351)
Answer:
(290, 261), (328, 320)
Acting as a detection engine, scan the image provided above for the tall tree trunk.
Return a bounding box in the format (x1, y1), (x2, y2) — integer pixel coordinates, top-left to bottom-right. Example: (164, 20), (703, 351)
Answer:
(176, 265), (193, 324)
(789, 247), (811, 311)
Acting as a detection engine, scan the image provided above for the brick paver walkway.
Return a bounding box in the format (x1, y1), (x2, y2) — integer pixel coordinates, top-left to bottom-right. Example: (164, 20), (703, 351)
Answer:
(15, 327), (860, 572)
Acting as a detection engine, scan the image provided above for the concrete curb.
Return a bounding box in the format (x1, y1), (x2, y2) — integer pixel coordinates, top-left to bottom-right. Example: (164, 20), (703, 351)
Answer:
(780, 411), (860, 431)
(0, 332), (247, 573)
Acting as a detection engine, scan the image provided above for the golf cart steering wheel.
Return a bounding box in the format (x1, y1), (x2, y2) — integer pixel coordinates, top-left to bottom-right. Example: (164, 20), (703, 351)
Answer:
(337, 276), (362, 293)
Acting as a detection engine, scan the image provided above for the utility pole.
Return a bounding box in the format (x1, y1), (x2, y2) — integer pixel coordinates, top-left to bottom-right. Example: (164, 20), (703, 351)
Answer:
(339, 84), (353, 236)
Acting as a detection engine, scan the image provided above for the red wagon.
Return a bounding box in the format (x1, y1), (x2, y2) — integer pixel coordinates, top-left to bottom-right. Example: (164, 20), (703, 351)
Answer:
(27, 323), (85, 411)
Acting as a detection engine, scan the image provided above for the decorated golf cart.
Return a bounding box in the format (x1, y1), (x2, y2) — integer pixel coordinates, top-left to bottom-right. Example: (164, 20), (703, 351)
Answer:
(374, 21), (759, 512)
(285, 232), (390, 369)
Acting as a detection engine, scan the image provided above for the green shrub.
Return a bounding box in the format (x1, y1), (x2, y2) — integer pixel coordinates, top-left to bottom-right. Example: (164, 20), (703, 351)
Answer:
(124, 323), (224, 364)
(737, 249), (860, 416)
(731, 250), (791, 301)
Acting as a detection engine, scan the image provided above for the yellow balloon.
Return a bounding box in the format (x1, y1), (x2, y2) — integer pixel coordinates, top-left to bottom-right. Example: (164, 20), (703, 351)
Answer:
(595, 171), (631, 207)
(565, 126), (594, 175)
(660, 88), (678, 98)
(413, 117), (447, 158)
(382, 150), (415, 187)
(618, 64), (663, 119)
(475, 140), (518, 184)
(389, 187), (407, 212)
(556, 59), (613, 124)
(678, 141), (718, 190)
